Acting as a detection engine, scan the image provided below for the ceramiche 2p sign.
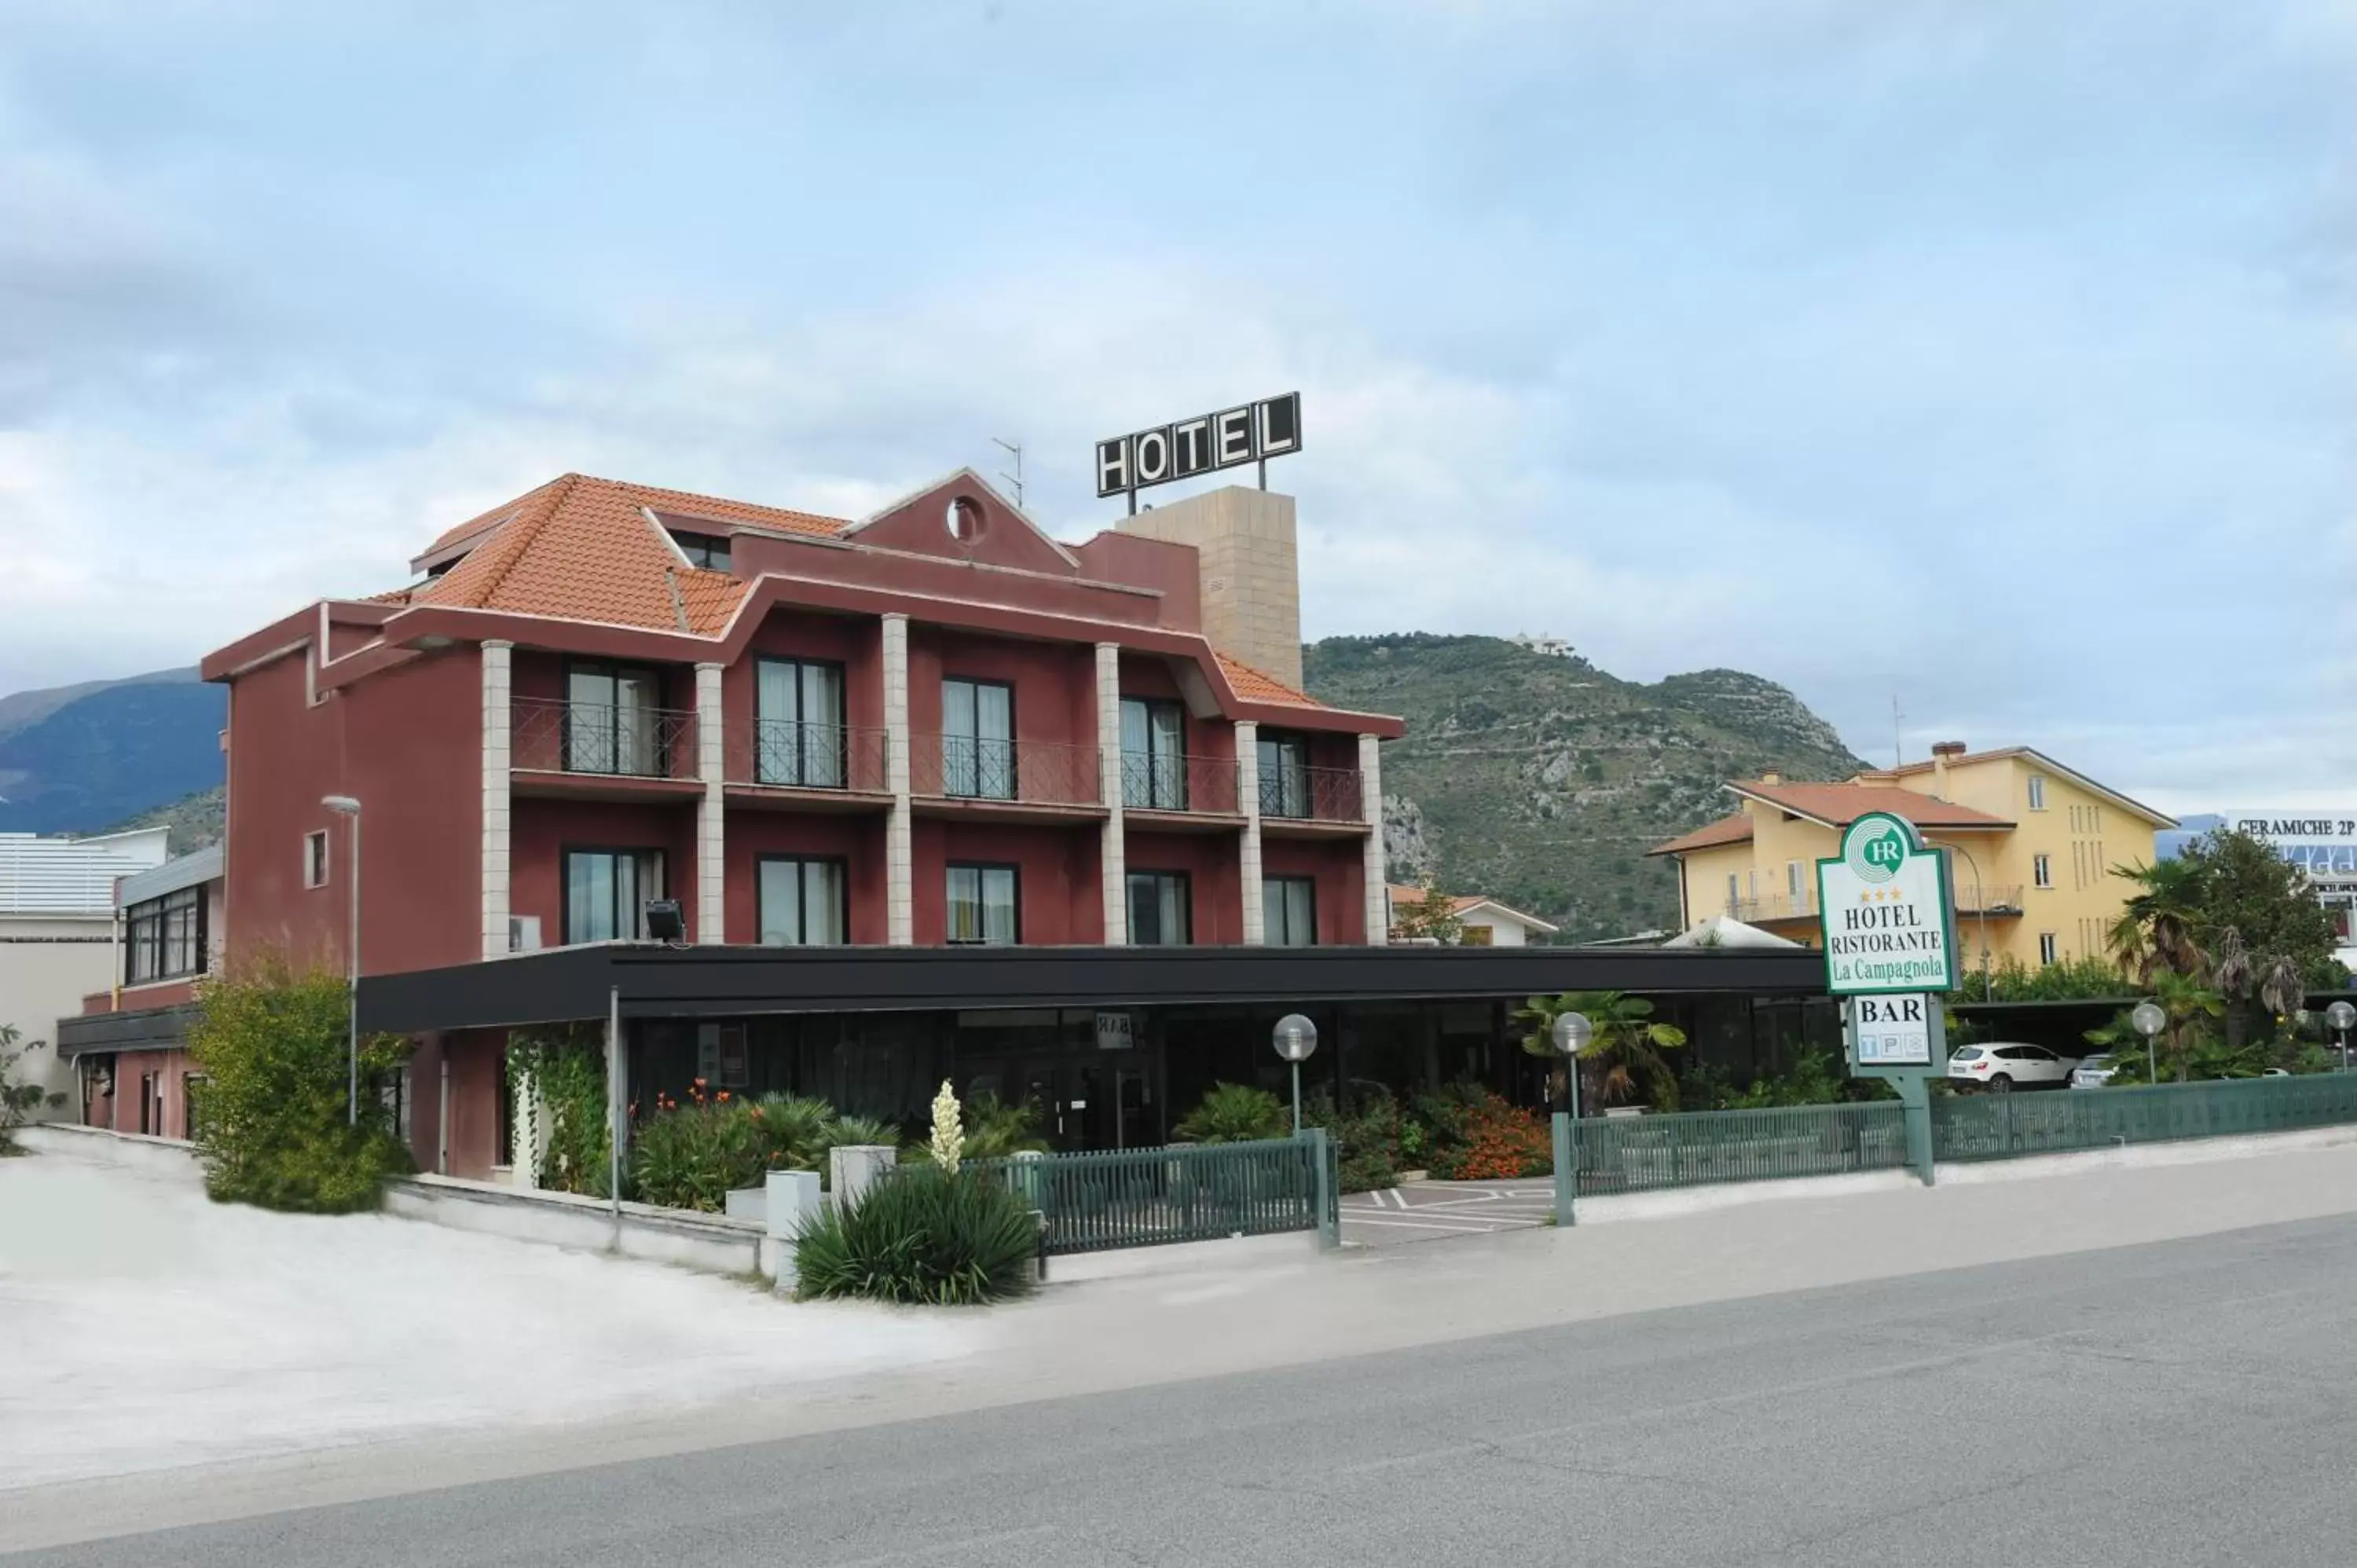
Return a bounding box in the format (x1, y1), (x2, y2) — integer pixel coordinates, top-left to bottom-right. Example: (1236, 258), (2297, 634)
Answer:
(1816, 811), (1958, 996)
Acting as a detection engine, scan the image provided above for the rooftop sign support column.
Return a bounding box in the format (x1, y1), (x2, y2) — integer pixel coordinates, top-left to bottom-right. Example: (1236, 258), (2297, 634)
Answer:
(1820, 811), (1959, 1185)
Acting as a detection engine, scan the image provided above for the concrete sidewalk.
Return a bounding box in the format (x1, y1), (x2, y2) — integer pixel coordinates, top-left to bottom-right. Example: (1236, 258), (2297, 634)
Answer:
(16, 1134), (2357, 1552)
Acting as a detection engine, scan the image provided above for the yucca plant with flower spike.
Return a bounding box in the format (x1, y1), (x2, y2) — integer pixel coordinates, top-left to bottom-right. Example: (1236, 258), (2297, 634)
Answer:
(928, 1079), (965, 1171)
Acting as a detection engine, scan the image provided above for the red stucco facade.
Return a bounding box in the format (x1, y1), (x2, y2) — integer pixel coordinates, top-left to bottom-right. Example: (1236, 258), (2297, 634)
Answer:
(201, 473), (1401, 993)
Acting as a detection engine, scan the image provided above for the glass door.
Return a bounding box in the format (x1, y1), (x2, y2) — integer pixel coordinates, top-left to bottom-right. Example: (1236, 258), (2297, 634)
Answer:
(943, 678), (1014, 798)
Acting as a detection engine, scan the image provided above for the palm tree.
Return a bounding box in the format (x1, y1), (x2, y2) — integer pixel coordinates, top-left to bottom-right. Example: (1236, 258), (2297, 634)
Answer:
(1516, 991), (1689, 1112)
(2150, 968), (2226, 1083)
(2107, 859), (2207, 984)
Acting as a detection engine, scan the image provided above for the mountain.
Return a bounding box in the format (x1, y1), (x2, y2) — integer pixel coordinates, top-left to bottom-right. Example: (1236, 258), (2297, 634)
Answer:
(0, 669), (225, 835)
(103, 784), (227, 851)
(1301, 634), (1869, 942)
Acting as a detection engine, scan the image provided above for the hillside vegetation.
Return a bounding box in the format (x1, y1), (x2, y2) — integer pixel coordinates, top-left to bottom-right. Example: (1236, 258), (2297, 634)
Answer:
(1302, 634), (1868, 941)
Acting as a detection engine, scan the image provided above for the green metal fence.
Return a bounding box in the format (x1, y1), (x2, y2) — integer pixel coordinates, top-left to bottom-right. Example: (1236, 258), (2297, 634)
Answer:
(965, 1132), (1337, 1257)
(1567, 1101), (1912, 1197)
(1933, 1073), (2357, 1162)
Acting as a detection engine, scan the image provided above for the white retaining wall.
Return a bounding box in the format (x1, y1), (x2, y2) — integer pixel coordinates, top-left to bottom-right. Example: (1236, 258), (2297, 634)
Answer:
(383, 1174), (781, 1280)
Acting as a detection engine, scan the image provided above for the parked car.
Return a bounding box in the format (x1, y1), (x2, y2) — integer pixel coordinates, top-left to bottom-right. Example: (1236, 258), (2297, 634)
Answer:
(1948, 1043), (2079, 1092)
(2070, 1053), (2117, 1089)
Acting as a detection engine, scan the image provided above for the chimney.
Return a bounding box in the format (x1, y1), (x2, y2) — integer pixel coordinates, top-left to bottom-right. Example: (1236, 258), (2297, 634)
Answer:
(1760, 770), (1781, 786)
(1930, 740), (1965, 800)
(1116, 485), (1302, 690)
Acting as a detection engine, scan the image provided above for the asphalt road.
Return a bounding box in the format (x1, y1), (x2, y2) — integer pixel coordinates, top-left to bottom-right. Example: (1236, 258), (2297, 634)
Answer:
(20, 1211), (2357, 1568)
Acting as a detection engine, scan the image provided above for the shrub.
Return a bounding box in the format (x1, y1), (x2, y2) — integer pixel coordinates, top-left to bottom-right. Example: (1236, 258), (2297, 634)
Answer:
(1414, 1083), (1551, 1180)
(1172, 1083), (1290, 1145)
(0, 1022), (64, 1154)
(794, 1165), (1039, 1305)
(634, 1089), (905, 1209)
(1305, 1083), (1402, 1193)
(960, 1093), (1050, 1160)
(631, 1089), (763, 1211)
(188, 960), (412, 1213)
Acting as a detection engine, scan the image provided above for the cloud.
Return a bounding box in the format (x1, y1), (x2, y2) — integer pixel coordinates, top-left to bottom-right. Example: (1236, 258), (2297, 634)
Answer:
(0, 0), (2348, 815)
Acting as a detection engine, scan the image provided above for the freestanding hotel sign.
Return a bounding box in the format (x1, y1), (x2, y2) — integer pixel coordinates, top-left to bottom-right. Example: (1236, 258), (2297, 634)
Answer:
(1821, 813), (1955, 1182)
(1816, 811), (1957, 996)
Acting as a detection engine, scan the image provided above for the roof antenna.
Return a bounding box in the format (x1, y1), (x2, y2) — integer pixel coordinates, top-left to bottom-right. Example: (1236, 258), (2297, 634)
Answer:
(992, 437), (1024, 510)
(1891, 693), (1904, 769)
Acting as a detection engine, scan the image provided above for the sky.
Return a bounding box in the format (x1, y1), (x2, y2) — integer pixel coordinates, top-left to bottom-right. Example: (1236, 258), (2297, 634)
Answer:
(1, 0), (2351, 814)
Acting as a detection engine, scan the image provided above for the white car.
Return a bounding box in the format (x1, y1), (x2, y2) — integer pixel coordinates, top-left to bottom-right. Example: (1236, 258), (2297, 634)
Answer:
(1948, 1043), (2079, 1092)
(2070, 1053), (2118, 1089)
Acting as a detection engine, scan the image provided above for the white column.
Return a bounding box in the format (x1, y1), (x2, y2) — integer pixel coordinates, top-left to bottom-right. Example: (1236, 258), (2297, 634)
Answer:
(1359, 732), (1387, 946)
(882, 614), (915, 946)
(480, 640), (513, 960)
(1237, 720), (1264, 945)
(1096, 642), (1127, 945)
(695, 663), (726, 943)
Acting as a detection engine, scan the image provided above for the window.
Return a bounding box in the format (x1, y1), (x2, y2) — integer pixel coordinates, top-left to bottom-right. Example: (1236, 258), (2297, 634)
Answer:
(380, 1064), (411, 1148)
(1120, 697), (1186, 809)
(126, 885), (207, 984)
(755, 657), (846, 788)
(942, 678), (1015, 799)
(566, 661), (665, 775)
(947, 864), (1019, 944)
(1787, 860), (1805, 903)
(1127, 871), (1191, 946)
(669, 529), (731, 572)
(563, 848), (666, 943)
(1264, 876), (1316, 946)
(757, 855), (847, 945)
(1257, 731), (1310, 818)
(137, 1072), (156, 1137)
(1726, 873), (1740, 913)
(303, 830), (329, 888)
(2039, 932), (2059, 965)
(2033, 853), (2052, 889)
(2027, 774), (2047, 811)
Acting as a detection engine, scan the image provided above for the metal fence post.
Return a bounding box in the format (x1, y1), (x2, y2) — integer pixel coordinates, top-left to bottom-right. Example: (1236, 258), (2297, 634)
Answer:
(1552, 1111), (1576, 1227)
(1898, 1075), (1935, 1186)
(1307, 1128), (1339, 1249)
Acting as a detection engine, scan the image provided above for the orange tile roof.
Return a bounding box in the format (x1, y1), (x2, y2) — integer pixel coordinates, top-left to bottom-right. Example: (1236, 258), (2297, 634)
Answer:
(405, 474), (847, 635)
(1648, 812), (1755, 856)
(1733, 779), (2012, 830)
(418, 474), (845, 562)
(1217, 652), (1320, 707)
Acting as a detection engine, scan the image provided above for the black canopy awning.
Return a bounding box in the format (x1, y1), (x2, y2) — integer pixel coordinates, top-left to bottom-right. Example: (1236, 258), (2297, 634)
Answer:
(358, 943), (1827, 1035)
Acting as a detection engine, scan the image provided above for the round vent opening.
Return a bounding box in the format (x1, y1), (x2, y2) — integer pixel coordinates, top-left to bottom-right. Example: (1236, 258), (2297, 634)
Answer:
(945, 495), (985, 543)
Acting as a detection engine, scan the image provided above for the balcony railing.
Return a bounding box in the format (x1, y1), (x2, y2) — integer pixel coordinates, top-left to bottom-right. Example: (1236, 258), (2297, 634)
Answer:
(513, 698), (698, 780)
(1732, 883), (2028, 925)
(727, 720), (892, 794)
(1954, 884), (2025, 915)
(1730, 891), (1818, 924)
(1258, 763), (1363, 824)
(1120, 751), (1241, 815)
(911, 735), (1102, 808)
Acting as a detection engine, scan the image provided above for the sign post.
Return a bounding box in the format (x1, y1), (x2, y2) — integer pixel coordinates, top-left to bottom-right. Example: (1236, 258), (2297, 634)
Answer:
(1819, 812), (1959, 1185)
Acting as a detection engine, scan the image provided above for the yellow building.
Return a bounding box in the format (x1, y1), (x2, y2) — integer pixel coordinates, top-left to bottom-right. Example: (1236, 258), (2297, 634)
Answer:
(1648, 743), (2176, 975)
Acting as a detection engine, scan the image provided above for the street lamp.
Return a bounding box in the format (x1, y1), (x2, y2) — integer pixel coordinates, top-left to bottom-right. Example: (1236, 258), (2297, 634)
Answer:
(2131, 999), (2166, 1086)
(1272, 1013), (1318, 1134)
(2328, 1001), (2357, 1074)
(1551, 1010), (1593, 1121)
(322, 795), (362, 1126)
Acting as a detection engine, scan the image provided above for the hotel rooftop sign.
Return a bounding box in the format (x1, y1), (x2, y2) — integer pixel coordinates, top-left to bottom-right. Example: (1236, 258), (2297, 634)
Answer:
(1095, 391), (1301, 512)
(1816, 812), (1958, 996)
